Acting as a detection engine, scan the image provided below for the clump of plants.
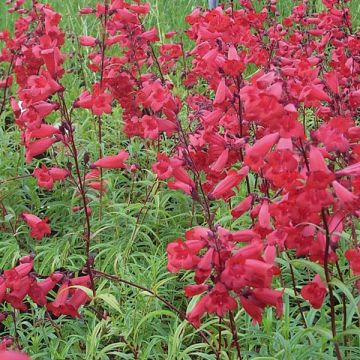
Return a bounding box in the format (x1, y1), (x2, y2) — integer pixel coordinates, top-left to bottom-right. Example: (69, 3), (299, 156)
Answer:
(0, 0), (359, 358)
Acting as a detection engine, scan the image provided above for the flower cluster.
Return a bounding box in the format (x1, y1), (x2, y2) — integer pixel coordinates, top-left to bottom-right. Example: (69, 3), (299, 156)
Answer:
(0, 255), (91, 316)
(0, 0), (359, 357)
(155, 0), (360, 327)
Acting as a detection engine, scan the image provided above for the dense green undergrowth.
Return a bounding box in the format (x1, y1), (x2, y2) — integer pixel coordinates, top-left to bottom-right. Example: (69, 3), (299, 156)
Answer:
(1, 1), (360, 359)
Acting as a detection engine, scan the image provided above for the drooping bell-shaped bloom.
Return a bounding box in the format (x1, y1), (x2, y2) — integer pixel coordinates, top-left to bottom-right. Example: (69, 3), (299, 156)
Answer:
(33, 165), (69, 190)
(5, 276), (32, 311)
(301, 274), (327, 309)
(33, 166), (54, 190)
(48, 167), (69, 181)
(188, 282), (237, 327)
(231, 195), (253, 219)
(167, 239), (201, 272)
(184, 284), (209, 297)
(22, 213), (51, 240)
(4, 262), (33, 289)
(29, 273), (63, 306)
(79, 36), (97, 47)
(208, 167), (249, 200)
(46, 283), (70, 316)
(28, 124), (60, 139)
(337, 162), (360, 177)
(245, 133), (280, 171)
(25, 137), (57, 163)
(91, 149), (128, 169)
(210, 148), (229, 172)
(62, 288), (91, 318)
(345, 248), (360, 275)
(309, 146), (330, 173)
(332, 180), (358, 209)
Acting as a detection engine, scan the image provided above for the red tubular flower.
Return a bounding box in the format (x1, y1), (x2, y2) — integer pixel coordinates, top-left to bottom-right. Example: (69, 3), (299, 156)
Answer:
(62, 289), (91, 318)
(0, 351), (30, 360)
(91, 149), (128, 169)
(210, 148), (229, 172)
(252, 288), (283, 318)
(46, 283), (69, 316)
(337, 162), (360, 177)
(231, 195), (253, 219)
(48, 167), (69, 181)
(3, 262), (33, 286)
(0, 277), (6, 303)
(345, 248), (360, 275)
(184, 284), (209, 297)
(33, 166), (54, 190)
(79, 36), (97, 47)
(28, 124), (60, 139)
(245, 133), (280, 171)
(208, 167), (249, 200)
(22, 213), (51, 240)
(188, 283), (237, 327)
(69, 275), (91, 288)
(239, 294), (265, 324)
(301, 275), (327, 309)
(332, 180), (358, 209)
(167, 239), (203, 272)
(25, 137), (57, 163)
(28, 273), (63, 306)
(152, 154), (174, 179)
(5, 276), (32, 311)
(33, 165), (69, 190)
(242, 259), (274, 288)
(231, 229), (257, 243)
(92, 91), (113, 116)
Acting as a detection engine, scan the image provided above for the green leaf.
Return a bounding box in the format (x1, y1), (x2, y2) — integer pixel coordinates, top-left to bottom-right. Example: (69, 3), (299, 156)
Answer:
(96, 293), (122, 313)
(290, 259), (325, 280)
(330, 277), (360, 318)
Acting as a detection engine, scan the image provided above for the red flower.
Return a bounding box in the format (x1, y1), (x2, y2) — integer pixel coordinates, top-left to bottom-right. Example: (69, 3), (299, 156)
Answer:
(91, 149), (128, 169)
(62, 288), (91, 318)
(22, 213), (51, 240)
(232, 195), (253, 219)
(184, 284), (209, 297)
(92, 92), (112, 116)
(0, 351), (30, 360)
(167, 239), (204, 272)
(28, 273), (63, 306)
(5, 276), (32, 311)
(33, 166), (54, 190)
(4, 262), (33, 289)
(301, 275), (327, 309)
(46, 283), (69, 316)
(75, 87), (113, 116)
(188, 283), (237, 327)
(25, 138), (57, 164)
(345, 248), (360, 275)
(208, 167), (249, 200)
(245, 133), (280, 171)
(79, 36), (97, 47)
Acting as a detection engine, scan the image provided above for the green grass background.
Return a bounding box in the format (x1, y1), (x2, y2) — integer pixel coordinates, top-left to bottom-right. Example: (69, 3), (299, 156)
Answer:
(0, 1), (360, 359)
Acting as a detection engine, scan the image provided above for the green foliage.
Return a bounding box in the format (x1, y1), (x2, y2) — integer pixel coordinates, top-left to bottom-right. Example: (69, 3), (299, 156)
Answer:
(1, 1), (360, 359)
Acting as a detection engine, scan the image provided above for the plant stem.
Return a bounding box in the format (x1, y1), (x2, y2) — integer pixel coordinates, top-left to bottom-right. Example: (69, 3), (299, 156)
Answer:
(0, 54), (15, 116)
(321, 209), (342, 360)
(286, 252), (308, 328)
(58, 93), (96, 297)
(229, 311), (242, 359)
